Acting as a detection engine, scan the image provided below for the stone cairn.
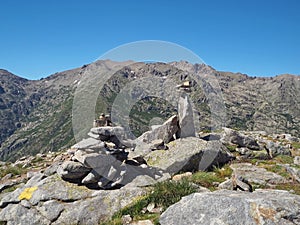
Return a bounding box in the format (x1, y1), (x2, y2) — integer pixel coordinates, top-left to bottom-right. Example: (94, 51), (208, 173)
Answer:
(57, 93), (197, 189)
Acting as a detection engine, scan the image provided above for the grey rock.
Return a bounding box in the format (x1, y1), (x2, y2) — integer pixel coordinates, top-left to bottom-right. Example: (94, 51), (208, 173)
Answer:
(218, 179), (233, 190)
(0, 171), (146, 225)
(29, 175), (93, 205)
(222, 127), (260, 150)
(119, 139), (136, 148)
(145, 138), (233, 175)
(160, 189), (300, 225)
(149, 139), (167, 150)
(117, 163), (166, 188)
(44, 161), (61, 176)
(1, 173), (13, 181)
(124, 175), (157, 188)
(0, 203), (51, 225)
(283, 133), (299, 142)
(87, 131), (100, 139)
(20, 199), (31, 208)
(295, 156), (300, 165)
(90, 126), (125, 142)
(121, 214), (133, 224)
(71, 137), (106, 151)
(57, 161), (91, 181)
(0, 180), (17, 193)
(74, 150), (118, 169)
(90, 126), (125, 136)
(81, 170), (101, 184)
(231, 174), (253, 192)
(236, 147), (251, 155)
(177, 95), (196, 138)
(0, 173), (44, 208)
(36, 200), (64, 222)
(137, 115), (179, 144)
(52, 187), (146, 225)
(281, 164), (300, 183)
(129, 139), (167, 159)
(236, 148), (269, 160)
(230, 163), (287, 186)
(266, 141), (291, 157)
(89, 126), (130, 148)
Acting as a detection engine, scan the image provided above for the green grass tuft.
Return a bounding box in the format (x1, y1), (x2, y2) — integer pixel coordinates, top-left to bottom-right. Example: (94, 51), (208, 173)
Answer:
(292, 142), (300, 150)
(102, 179), (197, 225)
(0, 164), (27, 178)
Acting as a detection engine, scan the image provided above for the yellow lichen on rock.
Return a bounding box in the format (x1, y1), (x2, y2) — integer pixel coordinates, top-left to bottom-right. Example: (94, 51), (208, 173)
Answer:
(18, 186), (38, 200)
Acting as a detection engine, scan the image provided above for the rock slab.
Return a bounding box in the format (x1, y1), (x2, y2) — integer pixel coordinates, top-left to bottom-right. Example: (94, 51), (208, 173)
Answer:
(160, 189), (300, 225)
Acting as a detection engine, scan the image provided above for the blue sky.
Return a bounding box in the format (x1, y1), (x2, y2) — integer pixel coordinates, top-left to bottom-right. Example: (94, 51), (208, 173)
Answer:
(0, 0), (299, 79)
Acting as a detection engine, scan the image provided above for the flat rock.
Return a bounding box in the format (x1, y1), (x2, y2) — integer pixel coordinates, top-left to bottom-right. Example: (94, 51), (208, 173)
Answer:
(0, 204), (50, 225)
(160, 189), (300, 225)
(71, 138), (106, 151)
(36, 200), (64, 222)
(230, 163), (287, 185)
(90, 126), (125, 137)
(74, 150), (117, 168)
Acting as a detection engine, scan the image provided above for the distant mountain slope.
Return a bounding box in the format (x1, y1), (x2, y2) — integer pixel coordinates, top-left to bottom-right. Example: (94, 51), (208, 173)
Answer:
(0, 61), (299, 161)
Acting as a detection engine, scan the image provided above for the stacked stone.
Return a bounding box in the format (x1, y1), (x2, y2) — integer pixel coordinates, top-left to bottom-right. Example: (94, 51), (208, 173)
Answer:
(57, 126), (135, 189)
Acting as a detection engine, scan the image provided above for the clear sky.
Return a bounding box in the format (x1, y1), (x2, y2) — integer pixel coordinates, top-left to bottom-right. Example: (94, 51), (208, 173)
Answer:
(0, 0), (299, 80)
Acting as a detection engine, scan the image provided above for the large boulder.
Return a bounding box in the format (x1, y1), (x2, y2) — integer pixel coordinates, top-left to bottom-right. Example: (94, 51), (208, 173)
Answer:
(221, 127), (260, 150)
(144, 137), (233, 175)
(160, 189), (300, 225)
(177, 95), (196, 138)
(137, 115), (179, 144)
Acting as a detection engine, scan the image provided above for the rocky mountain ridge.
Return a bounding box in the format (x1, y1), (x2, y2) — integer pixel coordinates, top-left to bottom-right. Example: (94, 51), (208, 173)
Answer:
(0, 60), (299, 161)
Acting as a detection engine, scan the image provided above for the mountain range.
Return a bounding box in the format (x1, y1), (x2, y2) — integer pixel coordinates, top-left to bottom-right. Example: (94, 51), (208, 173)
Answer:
(0, 60), (299, 161)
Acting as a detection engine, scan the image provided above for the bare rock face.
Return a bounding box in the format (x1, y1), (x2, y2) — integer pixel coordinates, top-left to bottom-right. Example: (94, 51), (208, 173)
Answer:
(160, 190), (300, 225)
